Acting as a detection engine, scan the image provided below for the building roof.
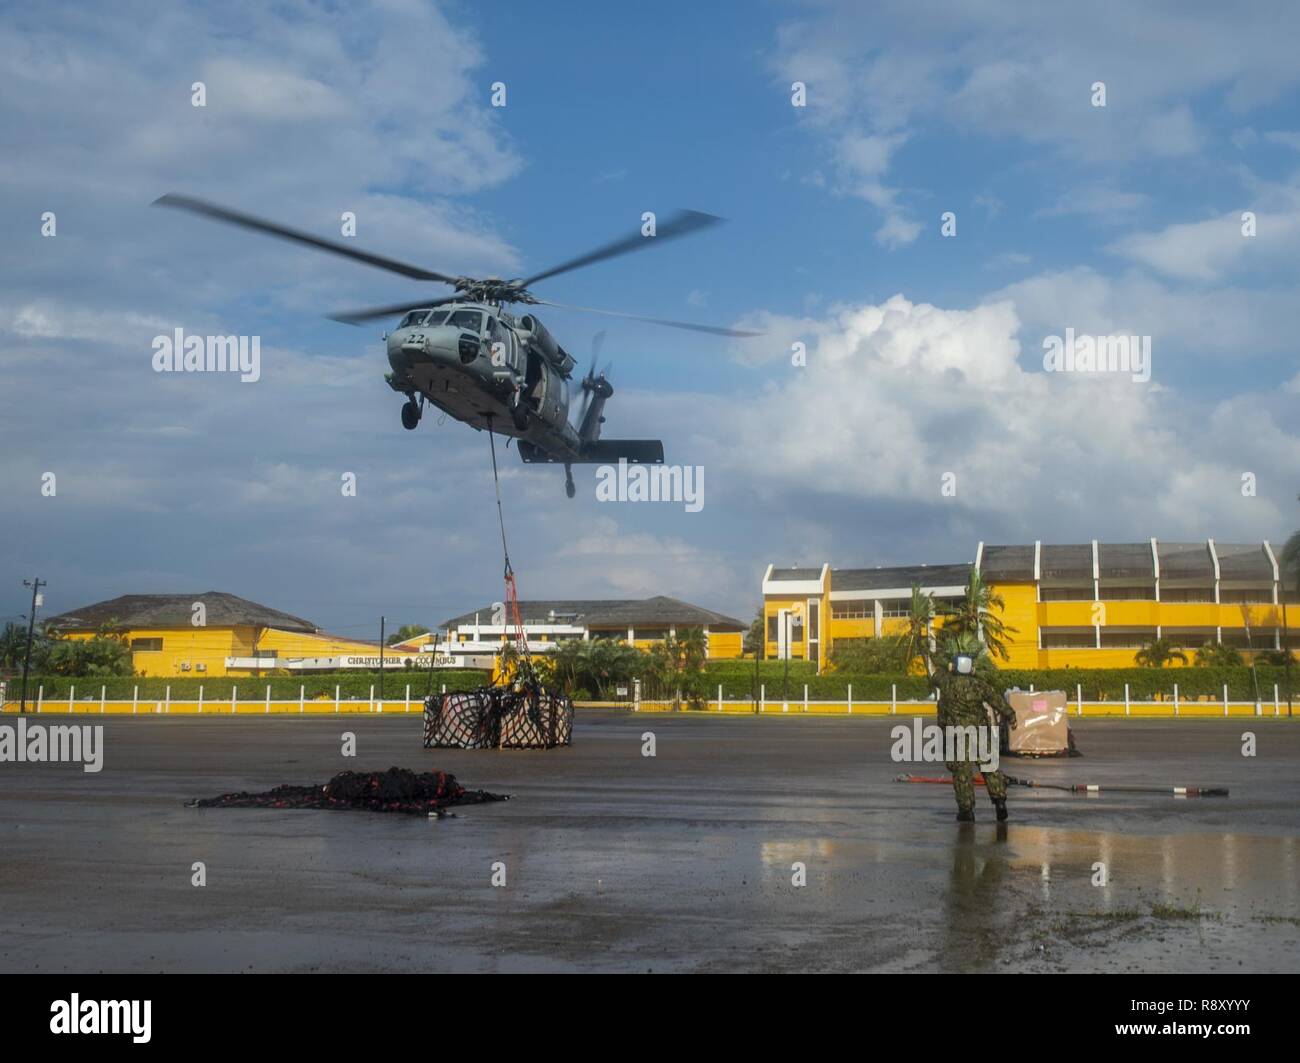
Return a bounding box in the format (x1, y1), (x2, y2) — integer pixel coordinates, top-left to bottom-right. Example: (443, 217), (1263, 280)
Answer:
(441, 596), (746, 632)
(1039, 543), (1094, 582)
(1215, 542), (1275, 582)
(1157, 541), (1215, 581)
(767, 567), (823, 581)
(1097, 542), (1155, 581)
(47, 592), (319, 634)
(832, 563), (972, 593)
(980, 544), (1035, 581)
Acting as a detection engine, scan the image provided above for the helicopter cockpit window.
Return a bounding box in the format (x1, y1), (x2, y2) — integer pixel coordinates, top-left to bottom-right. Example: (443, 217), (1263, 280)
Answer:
(448, 309), (483, 334)
(398, 310), (427, 328)
(425, 310), (449, 326)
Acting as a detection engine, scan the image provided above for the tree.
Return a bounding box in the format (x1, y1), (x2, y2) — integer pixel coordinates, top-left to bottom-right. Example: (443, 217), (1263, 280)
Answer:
(546, 638), (644, 699)
(1136, 638), (1189, 668)
(901, 583), (938, 675)
(645, 628), (709, 710)
(386, 624), (427, 646)
(743, 609), (765, 659)
(1193, 641), (1242, 668)
(829, 637), (907, 673)
(40, 623), (133, 677)
(943, 569), (1017, 661)
(0, 622), (29, 672)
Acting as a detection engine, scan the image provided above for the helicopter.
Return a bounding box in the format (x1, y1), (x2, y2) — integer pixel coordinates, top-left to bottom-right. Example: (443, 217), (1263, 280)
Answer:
(153, 194), (758, 497)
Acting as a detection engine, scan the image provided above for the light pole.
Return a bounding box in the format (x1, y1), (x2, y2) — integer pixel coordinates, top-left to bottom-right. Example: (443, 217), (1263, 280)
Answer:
(19, 577), (46, 714)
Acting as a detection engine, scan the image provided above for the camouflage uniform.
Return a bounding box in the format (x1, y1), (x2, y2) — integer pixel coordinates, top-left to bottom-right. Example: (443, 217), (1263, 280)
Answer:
(931, 670), (1016, 815)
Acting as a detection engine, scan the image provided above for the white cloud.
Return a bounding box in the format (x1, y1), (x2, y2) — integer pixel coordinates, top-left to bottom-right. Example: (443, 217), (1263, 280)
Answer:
(686, 293), (1299, 542)
(1109, 205), (1300, 282)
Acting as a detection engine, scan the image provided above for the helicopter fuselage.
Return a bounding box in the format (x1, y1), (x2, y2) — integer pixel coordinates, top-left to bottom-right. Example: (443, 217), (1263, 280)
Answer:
(385, 301), (583, 457)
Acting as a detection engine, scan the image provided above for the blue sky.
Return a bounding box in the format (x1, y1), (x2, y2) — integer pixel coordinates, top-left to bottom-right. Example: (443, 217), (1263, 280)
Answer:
(3, 0), (1298, 636)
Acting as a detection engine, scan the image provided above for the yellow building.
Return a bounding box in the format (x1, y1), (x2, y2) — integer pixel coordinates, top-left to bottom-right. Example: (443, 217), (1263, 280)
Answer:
(47, 592), (384, 677)
(397, 596), (746, 661)
(764, 539), (1297, 672)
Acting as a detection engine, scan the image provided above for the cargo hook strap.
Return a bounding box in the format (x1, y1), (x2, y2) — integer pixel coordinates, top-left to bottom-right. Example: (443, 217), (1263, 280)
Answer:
(486, 420), (531, 666)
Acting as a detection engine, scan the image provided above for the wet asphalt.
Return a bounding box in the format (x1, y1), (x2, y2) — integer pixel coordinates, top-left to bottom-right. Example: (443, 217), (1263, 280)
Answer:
(0, 711), (1297, 972)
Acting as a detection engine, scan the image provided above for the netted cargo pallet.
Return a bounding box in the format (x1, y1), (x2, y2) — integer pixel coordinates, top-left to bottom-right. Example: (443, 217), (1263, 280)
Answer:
(424, 686), (573, 750)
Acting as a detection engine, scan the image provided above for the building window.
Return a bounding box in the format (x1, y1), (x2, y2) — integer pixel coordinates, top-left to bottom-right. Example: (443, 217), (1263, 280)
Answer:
(1040, 629), (1096, 649)
(1039, 585), (1094, 601)
(1159, 587), (1216, 602)
(1100, 630), (1158, 649)
(131, 638), (163, 652)
(1222, 629), (1278, 648)
(879, 599), (909, 618)
(1098, 585), (1156, 601)
(767, 616), (778, 641)
(831, 600), (871, 619)
(1219, 588), (1274, 604)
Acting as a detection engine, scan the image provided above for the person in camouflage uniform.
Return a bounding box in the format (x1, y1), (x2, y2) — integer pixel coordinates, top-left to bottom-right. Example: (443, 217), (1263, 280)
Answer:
(930, 635), (1016, 822)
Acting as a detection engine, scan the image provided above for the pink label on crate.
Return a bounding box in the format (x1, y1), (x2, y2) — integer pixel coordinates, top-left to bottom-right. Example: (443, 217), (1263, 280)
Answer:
(1032, 699), (1047, 712)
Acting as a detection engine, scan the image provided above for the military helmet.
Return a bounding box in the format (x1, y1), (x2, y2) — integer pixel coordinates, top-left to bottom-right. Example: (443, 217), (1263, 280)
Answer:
(945, 632), (985, 673)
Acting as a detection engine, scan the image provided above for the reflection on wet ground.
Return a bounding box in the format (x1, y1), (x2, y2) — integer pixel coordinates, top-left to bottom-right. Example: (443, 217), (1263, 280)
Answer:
(0, 712), (1296, 971)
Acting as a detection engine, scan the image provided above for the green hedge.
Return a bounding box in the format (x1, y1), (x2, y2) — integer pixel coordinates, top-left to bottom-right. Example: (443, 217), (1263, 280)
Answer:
(0, 671), (490, 702)
(695, 665), (1297, 702)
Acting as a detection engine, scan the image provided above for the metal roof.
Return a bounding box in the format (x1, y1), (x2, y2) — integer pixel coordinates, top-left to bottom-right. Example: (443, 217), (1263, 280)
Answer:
(1039, 544), (1094, 581)
(1097, 542), (1155, 581)
(47, 592), (319, 633)
(1156, 541), (1215, 581)
(766, 567), (823, 581)
(1215, 542), (1275, 582)
(831, 563), (972, 593)
(980, 544), (1035, 581)
(441, 596), (745, 631)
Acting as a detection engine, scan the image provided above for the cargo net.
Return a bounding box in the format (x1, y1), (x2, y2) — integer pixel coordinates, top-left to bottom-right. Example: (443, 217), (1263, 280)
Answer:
(189, 766), (509, 817)
(424, 685), (573, 750)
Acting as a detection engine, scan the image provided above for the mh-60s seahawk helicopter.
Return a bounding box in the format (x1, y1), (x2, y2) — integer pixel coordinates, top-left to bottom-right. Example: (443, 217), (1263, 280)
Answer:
(154, 195), (758, 497)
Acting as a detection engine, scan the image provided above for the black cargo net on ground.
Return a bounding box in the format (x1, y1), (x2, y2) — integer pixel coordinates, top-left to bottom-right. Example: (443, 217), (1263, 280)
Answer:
(424, 686), (573, 749)
(189, 767), (509, 817)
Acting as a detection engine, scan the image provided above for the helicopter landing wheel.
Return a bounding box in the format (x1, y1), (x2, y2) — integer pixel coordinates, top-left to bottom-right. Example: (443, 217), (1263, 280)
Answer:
(564, 465), (575, 499)
(400, 400), (421, 430)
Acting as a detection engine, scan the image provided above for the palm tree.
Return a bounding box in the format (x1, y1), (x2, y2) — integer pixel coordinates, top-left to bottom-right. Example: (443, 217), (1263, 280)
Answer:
(900, 583), (937, 675)
(943, 569), (1017, 661)
(1136, 638), (1188, 668)
(1193, 641), (1242, 668)
(0, 622), (28, 672)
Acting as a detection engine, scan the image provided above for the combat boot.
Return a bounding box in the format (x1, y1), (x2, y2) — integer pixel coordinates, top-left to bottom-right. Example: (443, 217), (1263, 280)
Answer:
(992, 798), (1008, 822)
(956, 808), (975, 822)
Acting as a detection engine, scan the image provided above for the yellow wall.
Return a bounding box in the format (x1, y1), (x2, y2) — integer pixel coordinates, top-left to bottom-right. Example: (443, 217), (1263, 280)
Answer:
(764, 592), (830, 667)
(991, 582), (1040, 669)
(57, 624), (380, 677)
(770, 572), (1296, 673)
(705, 631), (743, 659)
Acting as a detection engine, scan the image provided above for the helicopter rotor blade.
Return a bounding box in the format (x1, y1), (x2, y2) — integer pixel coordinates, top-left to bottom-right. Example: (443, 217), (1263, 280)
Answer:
(520, 209), (725, 289)
(534, 299), (762, 337)
(327, 294), (462, 326)
(575, 330), (607, 425)
(153, 194), (460, 285)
